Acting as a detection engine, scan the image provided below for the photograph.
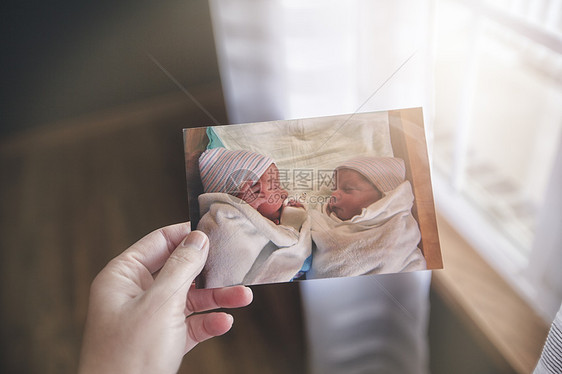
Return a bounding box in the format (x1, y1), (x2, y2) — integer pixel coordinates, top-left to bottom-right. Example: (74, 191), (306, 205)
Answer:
(184, 107), (442, 288)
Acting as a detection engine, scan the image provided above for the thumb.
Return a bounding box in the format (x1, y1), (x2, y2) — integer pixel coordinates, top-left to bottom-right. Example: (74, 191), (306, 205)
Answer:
(148, 231), (209, 311)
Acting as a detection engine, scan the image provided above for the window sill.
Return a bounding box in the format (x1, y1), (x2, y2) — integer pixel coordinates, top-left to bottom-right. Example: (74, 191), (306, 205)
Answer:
(432, 213), (549, 374)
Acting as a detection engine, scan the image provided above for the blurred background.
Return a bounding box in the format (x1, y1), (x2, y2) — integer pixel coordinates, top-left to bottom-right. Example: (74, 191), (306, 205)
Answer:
(1, 0), (560, 373)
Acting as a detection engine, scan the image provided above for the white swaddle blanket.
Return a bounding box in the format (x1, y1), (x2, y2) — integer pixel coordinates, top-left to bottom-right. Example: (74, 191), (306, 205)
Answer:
(197, 192), (312, 288)
(308, 181), (426, 279)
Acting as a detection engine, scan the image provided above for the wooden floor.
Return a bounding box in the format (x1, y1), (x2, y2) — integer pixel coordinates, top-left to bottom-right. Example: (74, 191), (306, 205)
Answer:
(0, 84), (306, 373)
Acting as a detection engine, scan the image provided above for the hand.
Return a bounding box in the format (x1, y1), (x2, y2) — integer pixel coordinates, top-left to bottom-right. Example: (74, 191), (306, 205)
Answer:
(286, 199), (304, 209)
(78, 223), (253, 374)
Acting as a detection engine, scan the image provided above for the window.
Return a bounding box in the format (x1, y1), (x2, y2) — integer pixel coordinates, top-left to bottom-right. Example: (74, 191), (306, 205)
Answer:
(432, 0), (562, 321)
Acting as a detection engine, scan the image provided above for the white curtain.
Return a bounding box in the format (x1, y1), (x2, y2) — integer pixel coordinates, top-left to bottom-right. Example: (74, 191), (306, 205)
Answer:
(209, 1), (433, 373)
(209, 0), (432, 123)
(527, 134), (562, 319)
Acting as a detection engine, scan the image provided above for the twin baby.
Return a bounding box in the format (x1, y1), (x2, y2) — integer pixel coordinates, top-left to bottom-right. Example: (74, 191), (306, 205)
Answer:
(196, 147), (426, 288)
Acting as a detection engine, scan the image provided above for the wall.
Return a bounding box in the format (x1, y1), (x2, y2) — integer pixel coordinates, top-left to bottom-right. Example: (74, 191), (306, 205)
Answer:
(1, 0), (221, 138)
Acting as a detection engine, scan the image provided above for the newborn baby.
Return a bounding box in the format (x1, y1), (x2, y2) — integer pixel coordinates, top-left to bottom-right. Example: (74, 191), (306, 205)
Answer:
(308, 156), (426, 279)
(326, 166), (382, 221)
(196, 147), (311, 288)
(199, 147), (306, 227)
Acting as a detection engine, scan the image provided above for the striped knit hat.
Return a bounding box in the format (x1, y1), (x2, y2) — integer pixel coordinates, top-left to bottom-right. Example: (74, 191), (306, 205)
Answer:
(199, 148), (274, 194)
(336, 157), (406, 193)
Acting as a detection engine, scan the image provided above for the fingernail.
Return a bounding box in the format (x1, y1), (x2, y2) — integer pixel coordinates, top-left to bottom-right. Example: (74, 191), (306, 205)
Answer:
(226, 314), (234, 326)
(244, 287), (254, 302)
(180, 231), (208, 250)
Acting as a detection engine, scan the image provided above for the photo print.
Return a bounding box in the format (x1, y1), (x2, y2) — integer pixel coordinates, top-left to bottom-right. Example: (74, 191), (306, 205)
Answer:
(183, 108), (443, 289)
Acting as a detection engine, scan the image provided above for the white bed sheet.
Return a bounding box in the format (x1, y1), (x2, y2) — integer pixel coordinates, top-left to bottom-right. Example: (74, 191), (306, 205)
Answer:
(213, 111), (394, 208)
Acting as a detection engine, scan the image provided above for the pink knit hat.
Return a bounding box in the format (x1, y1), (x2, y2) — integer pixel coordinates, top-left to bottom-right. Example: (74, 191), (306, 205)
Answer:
(336, 157), (406, 193)
(199, 148), (274, 194)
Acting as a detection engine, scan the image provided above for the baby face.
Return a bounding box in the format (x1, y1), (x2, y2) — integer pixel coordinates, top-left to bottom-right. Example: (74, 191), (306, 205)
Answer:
(327, 168), (382, 221)
(236, 164), (288, 223)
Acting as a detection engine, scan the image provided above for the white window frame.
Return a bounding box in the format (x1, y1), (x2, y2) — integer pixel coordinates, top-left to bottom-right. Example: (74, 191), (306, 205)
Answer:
(433, 0), (562, 321)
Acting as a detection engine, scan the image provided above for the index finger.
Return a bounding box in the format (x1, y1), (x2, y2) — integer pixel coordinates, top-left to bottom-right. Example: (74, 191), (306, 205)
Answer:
(119, 222), (191, 275)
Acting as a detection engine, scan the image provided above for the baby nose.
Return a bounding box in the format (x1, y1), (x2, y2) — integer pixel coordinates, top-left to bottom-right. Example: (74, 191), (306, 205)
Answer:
(329, 190), (340, 205)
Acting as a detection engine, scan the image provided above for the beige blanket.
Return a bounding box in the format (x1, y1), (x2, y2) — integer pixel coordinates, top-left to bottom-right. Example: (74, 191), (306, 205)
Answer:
(197, 193), (312, 288)
(308, 181), (426, 279)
